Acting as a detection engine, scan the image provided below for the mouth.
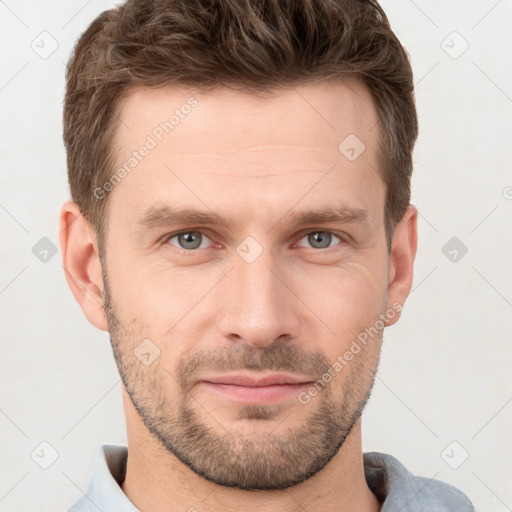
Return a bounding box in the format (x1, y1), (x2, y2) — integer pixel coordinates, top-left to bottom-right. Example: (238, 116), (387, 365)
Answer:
(198, 372), (313, 404)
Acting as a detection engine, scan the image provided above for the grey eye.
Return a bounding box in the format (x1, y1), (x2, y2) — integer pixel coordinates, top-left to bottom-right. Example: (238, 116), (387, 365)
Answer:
(168, 231), (209, 250)
(298, 231), (341, 249)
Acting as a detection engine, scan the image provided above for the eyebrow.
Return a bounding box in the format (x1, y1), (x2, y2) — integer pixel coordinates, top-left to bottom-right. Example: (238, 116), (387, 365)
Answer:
(137, 205), (370, 232)
(282, 207), (369, 228)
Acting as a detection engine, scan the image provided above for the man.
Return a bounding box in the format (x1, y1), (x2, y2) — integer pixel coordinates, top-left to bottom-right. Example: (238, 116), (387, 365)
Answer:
(59, 0), (475, 510)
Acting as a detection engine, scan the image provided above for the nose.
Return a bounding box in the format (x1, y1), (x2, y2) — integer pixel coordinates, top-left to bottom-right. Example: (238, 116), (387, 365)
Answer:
(217, 244), (300, 349)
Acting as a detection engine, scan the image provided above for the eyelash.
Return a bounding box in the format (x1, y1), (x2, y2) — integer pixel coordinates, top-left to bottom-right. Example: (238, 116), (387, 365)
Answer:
(161, 229), (348, 256)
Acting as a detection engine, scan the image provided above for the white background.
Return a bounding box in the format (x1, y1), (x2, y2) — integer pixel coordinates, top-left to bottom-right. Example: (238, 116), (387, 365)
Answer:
(1, 1), (511, 510)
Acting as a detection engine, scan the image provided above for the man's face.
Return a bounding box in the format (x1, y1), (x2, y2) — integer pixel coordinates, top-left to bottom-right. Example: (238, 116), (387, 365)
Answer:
(101, 80), (393, 490)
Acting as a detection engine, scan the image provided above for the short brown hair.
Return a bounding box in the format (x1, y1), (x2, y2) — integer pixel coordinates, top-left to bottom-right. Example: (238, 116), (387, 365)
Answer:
(63, 0), (417, 252)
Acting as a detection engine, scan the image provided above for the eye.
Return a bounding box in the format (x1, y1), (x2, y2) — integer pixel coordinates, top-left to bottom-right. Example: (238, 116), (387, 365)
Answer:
(296, 231), (344, 250)
(165, 230), (213, 251)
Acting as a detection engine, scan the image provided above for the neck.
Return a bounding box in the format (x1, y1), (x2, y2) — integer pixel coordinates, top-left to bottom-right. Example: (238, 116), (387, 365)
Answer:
(121, 391), (381, 512)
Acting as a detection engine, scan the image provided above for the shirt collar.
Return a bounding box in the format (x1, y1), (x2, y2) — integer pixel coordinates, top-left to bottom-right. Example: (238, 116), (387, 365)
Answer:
(68, 444), (138, 511)
(364, 452), (474, 511)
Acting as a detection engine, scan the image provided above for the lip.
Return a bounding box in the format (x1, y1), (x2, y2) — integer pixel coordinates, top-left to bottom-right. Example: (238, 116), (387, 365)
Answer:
(198, 372), (313, 404)
(202, 372), (312, 387)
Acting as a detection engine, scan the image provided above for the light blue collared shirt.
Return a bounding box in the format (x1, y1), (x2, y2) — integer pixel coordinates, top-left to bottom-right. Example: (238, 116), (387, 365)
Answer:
(67, 444), (475, 511)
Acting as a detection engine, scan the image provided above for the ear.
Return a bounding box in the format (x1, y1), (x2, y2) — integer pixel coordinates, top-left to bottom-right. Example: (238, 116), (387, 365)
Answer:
(385, 204), (418, 327)
(59, 201), (108, 331)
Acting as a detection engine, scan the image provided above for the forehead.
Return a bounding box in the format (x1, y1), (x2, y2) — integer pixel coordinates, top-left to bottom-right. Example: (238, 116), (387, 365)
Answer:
(106, 79), (383, 230)
(116, 79), (379, 154)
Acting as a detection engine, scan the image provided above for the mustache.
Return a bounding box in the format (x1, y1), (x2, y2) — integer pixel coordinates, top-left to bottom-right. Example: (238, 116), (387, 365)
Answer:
(178, 341), (332, 393)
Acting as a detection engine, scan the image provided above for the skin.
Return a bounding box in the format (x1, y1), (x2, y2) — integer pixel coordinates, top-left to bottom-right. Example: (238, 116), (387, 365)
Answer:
(59, 79), (417, 512)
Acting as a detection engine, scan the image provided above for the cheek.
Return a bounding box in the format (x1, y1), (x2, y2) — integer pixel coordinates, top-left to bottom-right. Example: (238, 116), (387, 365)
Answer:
(295, 261), (387, 331)
(108, 259), (223, 341)
(300, 267), (386, 398)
